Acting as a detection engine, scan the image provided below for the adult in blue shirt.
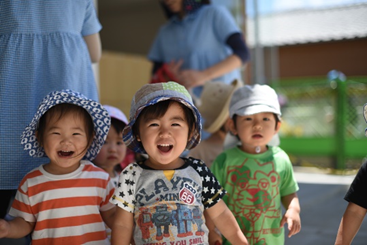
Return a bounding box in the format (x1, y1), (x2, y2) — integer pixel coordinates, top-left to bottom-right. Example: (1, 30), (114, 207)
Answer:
(148, 0), (249, 101)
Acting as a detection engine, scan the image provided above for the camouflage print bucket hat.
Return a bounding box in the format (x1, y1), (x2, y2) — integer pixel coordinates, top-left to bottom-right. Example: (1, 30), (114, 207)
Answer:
(123, 82), (202, 154)
(21, 89), (111, 161)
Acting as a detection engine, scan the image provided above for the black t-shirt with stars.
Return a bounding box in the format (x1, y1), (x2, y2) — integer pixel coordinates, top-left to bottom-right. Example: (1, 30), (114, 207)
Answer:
(110, 157), (226, 244)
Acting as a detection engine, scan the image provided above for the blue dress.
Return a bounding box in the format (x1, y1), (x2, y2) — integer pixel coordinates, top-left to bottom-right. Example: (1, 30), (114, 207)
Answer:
(0, 0), (102, 189)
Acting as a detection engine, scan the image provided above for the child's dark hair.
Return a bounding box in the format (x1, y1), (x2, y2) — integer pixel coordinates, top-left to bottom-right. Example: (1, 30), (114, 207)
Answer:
(37, 103), (94, 156)
(111, 118), (126, 135)
(132, 100), (196, 141)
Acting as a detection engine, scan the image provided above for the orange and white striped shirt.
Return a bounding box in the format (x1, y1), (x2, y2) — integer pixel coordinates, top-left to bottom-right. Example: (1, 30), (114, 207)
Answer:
(9, 160), (115, 245)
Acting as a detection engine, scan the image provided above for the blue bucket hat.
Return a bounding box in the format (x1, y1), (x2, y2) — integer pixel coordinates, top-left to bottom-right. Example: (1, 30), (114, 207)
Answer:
(123, 82), (202, 154)
(21, 89), (111, 161)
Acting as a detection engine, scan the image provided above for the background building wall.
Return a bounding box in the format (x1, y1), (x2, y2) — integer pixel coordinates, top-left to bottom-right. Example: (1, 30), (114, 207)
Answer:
(276, 38), (367, 78)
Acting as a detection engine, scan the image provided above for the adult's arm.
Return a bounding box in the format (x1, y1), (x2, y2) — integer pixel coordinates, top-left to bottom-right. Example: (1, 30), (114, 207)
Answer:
(83, 33), (102, 63)
(226, 32), (250, 64)
(179, 32), (249, 88)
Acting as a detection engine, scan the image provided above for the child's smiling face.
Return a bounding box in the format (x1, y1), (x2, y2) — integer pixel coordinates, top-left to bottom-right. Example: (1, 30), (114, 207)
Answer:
(93, 125), (126, 176)
(137, 101), (191, 170)
(41, 112), (89, 175)
(230, 112), (280, 154)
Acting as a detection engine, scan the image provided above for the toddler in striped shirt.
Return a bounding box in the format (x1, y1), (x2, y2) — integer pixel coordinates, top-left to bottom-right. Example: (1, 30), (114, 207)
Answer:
(0, 90), (115, 245)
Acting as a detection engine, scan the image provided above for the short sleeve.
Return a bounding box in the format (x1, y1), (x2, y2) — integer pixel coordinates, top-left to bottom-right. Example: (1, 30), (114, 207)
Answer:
(81, 0), (102, 36)
(210, 152), (227, 186)
(100, 176), (116, 212)
(211, 6), (241, 44)
(9, 180), (36, 223)
(188, 157), (226, 209)
(110, 163), (141, 213)
(278, 151), (299, 197)
(345, 161), (367, 209)
(147, 27), (164, 63)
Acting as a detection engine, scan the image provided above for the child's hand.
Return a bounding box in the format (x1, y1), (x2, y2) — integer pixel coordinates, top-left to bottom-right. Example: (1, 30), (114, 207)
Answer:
(0, 219), (10, 238)
(208, 227), (222, 245)
(280, 208), (301, 237)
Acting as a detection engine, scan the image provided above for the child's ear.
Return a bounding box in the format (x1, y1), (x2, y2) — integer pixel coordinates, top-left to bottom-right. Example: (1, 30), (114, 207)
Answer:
(228, 118), (237, 135)
(275, 121), (282, 134)
(136, 135), (141, 142)
(224, 118), (231, 133)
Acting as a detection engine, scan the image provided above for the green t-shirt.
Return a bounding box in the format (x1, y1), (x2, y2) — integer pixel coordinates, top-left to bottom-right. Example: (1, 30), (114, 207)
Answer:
(211, 146), (299, 245)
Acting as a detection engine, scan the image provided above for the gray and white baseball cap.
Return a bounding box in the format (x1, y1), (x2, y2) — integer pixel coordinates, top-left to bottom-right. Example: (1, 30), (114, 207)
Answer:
(229, 84), (281, 118)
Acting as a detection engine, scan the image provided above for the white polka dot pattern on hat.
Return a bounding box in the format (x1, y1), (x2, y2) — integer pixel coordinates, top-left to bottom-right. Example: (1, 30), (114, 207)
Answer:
(21, 90), (111, 161)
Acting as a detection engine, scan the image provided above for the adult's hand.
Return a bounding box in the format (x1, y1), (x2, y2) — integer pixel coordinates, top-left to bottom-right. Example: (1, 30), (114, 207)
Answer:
(166, 59), (184, 83)
(179, 69), (207, 89)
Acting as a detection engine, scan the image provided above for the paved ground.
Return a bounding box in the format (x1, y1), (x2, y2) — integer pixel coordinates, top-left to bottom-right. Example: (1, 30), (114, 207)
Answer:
(285, 167), (367, 245)
(1, 167), (366, 245)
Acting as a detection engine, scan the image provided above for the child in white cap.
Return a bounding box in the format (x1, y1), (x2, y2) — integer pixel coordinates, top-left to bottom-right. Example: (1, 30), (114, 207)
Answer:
(335, 103), (367, 244)
(0, 90), (115, 244)
(211, 84), (301, 245)
(110, 82), (248, 245)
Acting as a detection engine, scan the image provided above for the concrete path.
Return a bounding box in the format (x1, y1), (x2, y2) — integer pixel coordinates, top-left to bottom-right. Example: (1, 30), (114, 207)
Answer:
(285, 168), (367, 245)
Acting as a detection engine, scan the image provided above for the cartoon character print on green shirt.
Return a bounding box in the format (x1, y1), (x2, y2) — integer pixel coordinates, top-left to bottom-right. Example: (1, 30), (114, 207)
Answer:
(223, 158), (282, 245)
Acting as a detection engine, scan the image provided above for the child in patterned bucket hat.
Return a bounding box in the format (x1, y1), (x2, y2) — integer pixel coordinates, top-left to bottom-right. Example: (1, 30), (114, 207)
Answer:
(21, 89), (111, 160)
(110, 82), (248, 245)
(0, 89), (116, 244)
(122, 81), (202, 154)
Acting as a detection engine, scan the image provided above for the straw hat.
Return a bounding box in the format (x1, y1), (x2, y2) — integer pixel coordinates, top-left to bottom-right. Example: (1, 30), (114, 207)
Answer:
(198, 79), (242, 133)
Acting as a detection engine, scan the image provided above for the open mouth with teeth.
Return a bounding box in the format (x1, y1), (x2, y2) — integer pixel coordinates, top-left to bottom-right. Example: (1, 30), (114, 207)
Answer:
(157, 144), (173, 153)
(58, 151), (74, 157)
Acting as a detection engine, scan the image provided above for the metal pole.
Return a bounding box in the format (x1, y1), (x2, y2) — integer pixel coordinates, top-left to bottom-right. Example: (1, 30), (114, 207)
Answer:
(253, 0), (265, 84)
(330, 71), (347, 169)
(240, 0), (249, 83)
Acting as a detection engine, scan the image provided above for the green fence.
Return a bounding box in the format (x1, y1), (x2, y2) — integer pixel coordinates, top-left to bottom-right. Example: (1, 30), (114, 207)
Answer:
(272, 74), (367, 170)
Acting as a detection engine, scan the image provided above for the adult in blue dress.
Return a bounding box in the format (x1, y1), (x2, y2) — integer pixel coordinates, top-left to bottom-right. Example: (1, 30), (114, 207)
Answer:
(0, 0), (102, 218)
